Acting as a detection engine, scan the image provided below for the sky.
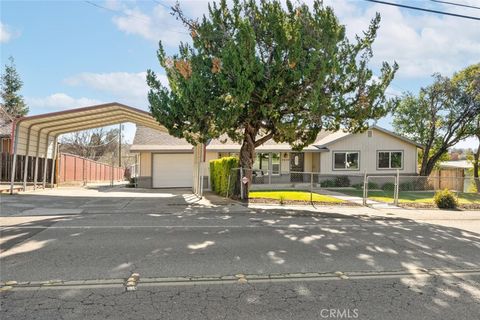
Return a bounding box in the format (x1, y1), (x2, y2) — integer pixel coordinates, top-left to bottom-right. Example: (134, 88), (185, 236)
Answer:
(1, 0), (479, 146)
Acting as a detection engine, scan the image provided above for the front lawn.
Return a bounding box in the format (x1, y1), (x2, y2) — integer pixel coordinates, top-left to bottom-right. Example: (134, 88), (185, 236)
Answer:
(249, 190), (344, 203)
(334, 189), (480, 204)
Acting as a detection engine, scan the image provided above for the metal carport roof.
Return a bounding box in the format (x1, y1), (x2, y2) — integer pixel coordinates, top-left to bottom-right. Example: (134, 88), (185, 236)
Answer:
(9, 102), (198, 194)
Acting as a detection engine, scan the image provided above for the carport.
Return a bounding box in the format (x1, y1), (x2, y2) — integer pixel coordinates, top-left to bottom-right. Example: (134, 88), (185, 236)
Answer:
(9, 102), (205, 196)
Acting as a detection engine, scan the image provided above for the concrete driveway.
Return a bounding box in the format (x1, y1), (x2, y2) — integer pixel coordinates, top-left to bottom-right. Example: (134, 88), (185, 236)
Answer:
(1, 186), (479, 319)
(0, 186), (240, 216)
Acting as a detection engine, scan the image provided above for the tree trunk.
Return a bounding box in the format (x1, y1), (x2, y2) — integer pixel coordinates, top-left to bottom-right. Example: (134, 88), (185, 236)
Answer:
(238, 125), (257, 200)
(420, 148), (446, 177)
(419, 146), (431, 176)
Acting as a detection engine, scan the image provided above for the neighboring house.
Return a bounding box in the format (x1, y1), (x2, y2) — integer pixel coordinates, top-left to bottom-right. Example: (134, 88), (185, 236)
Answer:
(131, 125), (422, 189)
(0, 104), (13, 153)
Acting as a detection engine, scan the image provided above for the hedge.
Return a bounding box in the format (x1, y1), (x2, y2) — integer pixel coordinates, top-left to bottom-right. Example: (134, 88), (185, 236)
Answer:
(209, 156), (240, 197)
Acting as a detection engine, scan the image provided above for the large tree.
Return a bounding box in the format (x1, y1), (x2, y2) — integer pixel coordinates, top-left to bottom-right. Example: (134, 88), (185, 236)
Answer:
(147, 0), (397, 195)
(1, 56), (28, 117)
(59, 128), (119, 162)
(393, 65), (480, 176)
(453, 63), (480, 189)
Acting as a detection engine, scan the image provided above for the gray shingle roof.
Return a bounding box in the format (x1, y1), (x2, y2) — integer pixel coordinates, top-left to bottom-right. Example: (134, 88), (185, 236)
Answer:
(131, 125), (422, 152)
(131, 125), (192, 152)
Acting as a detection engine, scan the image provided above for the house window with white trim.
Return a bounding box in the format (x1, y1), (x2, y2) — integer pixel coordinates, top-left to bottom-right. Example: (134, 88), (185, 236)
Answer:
(378, 151), (403, 169)
(253, 152), (281, 175)
(333, 151), (359, 170)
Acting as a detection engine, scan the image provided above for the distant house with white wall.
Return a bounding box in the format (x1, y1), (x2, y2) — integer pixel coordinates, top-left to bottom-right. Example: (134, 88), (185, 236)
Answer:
(130, 125), (422, 189)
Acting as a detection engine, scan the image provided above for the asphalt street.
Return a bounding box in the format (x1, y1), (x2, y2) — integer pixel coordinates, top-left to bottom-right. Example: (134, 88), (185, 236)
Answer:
(1, 187), (480, 319)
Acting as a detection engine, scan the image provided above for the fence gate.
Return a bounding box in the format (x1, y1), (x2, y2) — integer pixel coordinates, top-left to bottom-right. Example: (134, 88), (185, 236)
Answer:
(364, 175), (398, 206)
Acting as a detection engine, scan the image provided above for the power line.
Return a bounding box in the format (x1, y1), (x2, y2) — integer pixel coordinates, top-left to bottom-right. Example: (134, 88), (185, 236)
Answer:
(84, 1), (149, 21)
(152, 0), (172, 11)
(364, 0), (480, 21)
(431, 0), (480, 10)
(83, 0), (188, 35)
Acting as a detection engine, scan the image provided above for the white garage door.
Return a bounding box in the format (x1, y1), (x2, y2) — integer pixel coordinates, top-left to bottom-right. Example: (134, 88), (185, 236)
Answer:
(152, 153), (193, 188)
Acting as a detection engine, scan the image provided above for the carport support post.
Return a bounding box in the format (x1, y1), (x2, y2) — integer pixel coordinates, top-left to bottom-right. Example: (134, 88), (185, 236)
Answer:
(10, 123), (20, 194)
(111, 152), (114, 187)
(33, 156), (40, 190)
(42, 136), (51, 189)
(23, 155), (29, 191)
(50, 138), (58, 188)
(9, 153), (17, 194)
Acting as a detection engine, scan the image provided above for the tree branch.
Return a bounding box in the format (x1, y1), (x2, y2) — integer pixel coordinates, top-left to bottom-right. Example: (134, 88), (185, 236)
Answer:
(254, 132), (274, 147)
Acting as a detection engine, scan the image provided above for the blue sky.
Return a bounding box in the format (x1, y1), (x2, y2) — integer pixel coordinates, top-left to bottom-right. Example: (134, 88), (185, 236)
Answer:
(1, 0), (479, 146)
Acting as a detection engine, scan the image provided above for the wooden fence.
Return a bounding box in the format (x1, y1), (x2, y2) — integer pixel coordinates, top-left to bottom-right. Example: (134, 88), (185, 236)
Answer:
(58, 153), (124, 183)
(0, 152), (125, 185)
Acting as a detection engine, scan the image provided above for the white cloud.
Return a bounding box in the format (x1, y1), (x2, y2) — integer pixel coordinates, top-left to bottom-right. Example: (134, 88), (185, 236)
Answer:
(0, 21), (19, 43)
(26, 93), (102, 110)
(324, 0), (480, 78)
(108, 0), (479, 79)
(111, 3), (189, 46)
(64, 71), (168, 108)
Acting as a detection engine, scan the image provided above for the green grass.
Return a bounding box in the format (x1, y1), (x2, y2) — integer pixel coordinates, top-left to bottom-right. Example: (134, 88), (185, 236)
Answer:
(249, 190), (345, 203)
(334, 189), (480, 204)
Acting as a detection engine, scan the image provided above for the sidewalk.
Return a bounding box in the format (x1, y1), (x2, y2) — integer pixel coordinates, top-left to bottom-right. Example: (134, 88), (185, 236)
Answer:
(318, 189), (402, 209)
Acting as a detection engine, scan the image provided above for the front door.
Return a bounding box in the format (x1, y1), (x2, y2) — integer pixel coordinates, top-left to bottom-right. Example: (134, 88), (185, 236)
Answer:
(290, 153), (304, 182)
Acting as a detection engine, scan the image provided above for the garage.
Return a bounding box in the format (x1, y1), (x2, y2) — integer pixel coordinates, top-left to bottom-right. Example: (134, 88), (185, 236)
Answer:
(152, 153), (193, 188)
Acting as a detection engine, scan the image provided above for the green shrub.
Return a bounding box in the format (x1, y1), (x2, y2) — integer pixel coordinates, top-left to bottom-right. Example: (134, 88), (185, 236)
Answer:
(320, 179), (336, 188)
(367, 182), (379, 190)
(382, 182), (395, 191)
(433, 189), (458, 209)
(334, 176), (350, 187)
(400, 182), (414, 191)
(209, 157), (239, 197)
(351, 183), (363, 190)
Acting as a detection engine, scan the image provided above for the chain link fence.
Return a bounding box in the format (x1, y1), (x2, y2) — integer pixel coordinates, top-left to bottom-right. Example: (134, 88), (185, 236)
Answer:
(223, 168), (480, 208)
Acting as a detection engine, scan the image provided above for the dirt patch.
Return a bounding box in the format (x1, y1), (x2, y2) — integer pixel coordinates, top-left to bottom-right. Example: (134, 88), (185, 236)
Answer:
(248, 198), (360, 206)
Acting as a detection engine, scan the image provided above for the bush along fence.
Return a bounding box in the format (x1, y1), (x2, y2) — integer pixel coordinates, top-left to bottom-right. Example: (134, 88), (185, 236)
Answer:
(209, 157), (240, 197)
(220, 168), (480, 209)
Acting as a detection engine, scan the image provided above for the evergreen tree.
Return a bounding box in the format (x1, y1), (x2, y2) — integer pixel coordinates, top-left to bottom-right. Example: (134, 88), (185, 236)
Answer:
(147, 0), (397, 197)
(1, 56), (28, 117)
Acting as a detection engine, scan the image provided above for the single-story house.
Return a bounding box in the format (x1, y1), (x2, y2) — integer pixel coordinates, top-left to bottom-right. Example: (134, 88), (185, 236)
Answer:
(130, 125), (422, 189)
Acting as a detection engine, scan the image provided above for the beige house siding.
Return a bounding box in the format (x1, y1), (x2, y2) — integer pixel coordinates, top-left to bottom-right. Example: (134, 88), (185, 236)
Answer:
(304, 152), (313, 172)
(140, 152), (152, 176)
(312, 153), (320, 172)
(204, 151), (219, 177)
(137, 152), (152, 188)
(319, 129), (418, 175)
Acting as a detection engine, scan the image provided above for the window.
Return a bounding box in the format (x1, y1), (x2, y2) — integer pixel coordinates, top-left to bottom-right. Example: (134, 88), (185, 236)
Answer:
(333, 151), (359, 170)
(378, 151), (403, 169)
(253, 153), (281, 174)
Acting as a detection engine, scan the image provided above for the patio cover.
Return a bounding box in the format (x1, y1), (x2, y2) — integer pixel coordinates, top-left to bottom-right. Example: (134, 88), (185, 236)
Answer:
(9, 102), (204, 195)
